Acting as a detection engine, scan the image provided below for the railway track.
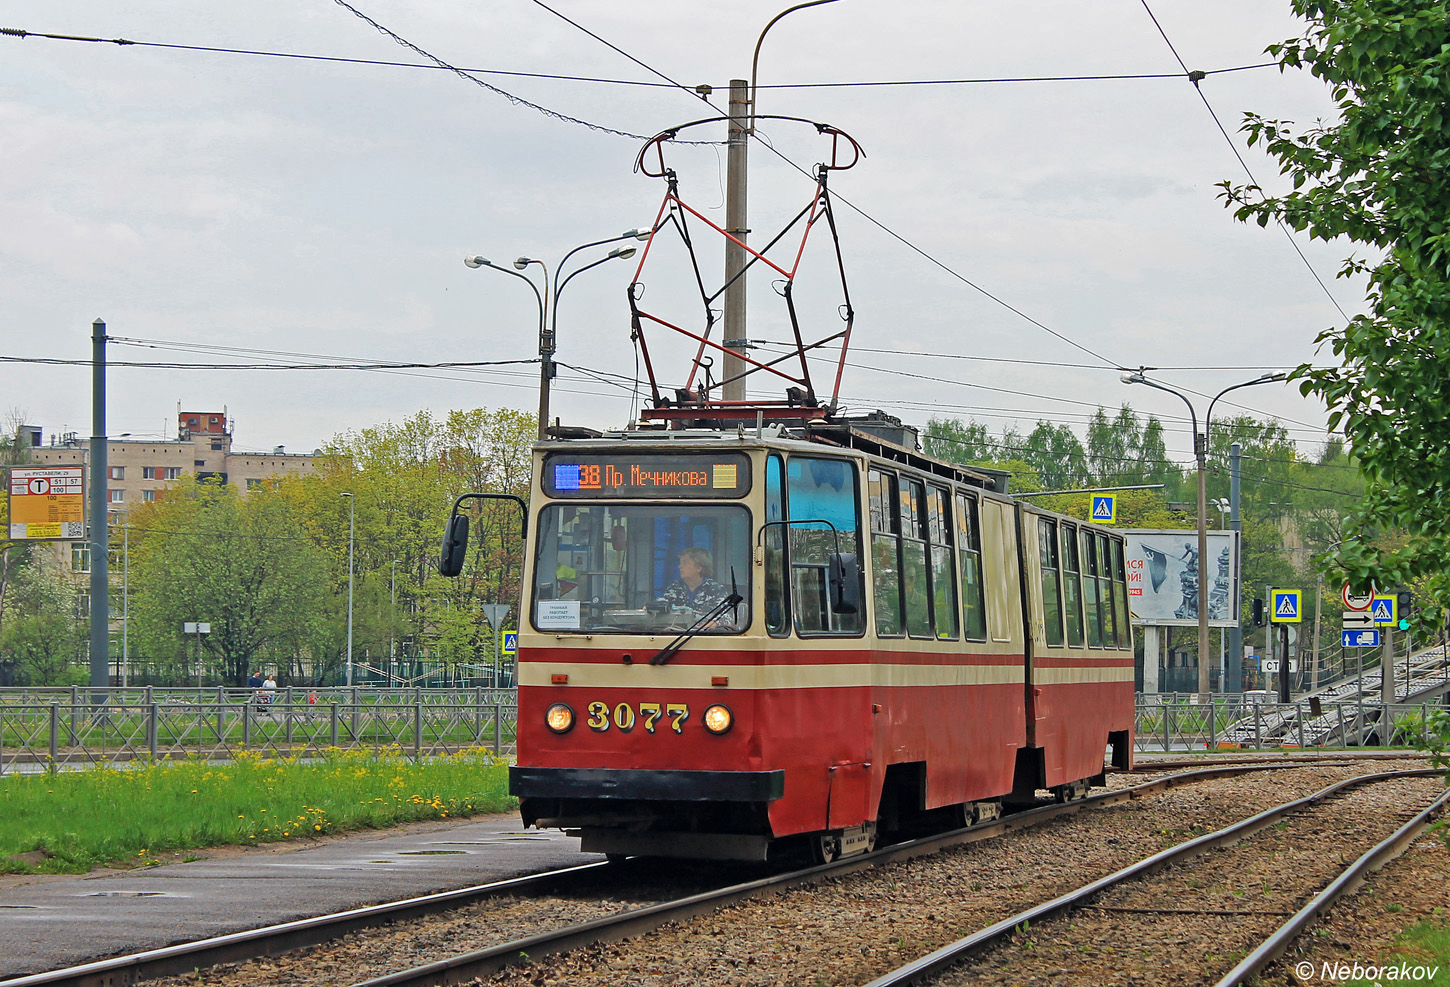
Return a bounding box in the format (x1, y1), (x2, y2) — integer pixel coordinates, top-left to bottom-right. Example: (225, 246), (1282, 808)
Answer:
(1, 759), (1434, 987)
(864, 768), (1448, 987)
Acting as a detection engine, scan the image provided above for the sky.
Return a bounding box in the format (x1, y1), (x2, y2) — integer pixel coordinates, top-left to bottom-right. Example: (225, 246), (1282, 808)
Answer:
(0, 1), (1360, 463)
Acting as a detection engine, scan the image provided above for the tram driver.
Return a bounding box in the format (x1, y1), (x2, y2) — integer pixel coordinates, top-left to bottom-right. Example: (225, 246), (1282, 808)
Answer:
(653, 547), (740, 629)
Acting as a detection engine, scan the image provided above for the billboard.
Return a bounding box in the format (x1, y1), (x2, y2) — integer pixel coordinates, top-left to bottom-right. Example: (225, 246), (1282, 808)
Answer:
(1123, 528), (1240, 628)
(8, 466), (86, 540)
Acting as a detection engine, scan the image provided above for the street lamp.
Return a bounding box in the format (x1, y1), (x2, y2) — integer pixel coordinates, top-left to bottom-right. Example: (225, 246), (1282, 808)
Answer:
(1121, 371), (1286, 700)
(1211, 497), (1230, 529)
(389, 559), (401, 688)
(340, 492), (354, 687)
(465, 227), (651, 440)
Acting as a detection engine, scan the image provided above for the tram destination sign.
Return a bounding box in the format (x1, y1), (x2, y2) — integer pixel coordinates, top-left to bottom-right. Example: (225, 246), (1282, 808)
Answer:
(543, 452), (752, 499)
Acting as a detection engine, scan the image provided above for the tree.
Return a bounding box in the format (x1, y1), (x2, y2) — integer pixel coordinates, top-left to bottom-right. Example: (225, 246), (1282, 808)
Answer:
(1019, 421), (1087, 490)
(922, 417), (995, 464)
(1222, 1), (1450, 604)
(0, 553), (84, 685)
(0, 410), (37, 638)
(129, 480), (326, 683)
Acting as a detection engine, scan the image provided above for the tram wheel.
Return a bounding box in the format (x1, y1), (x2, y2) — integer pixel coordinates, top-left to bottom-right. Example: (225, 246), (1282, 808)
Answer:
(811, 832), (842, 865)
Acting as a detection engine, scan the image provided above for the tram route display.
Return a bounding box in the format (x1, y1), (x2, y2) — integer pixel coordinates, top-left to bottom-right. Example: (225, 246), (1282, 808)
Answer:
(543, 452), (751, 499)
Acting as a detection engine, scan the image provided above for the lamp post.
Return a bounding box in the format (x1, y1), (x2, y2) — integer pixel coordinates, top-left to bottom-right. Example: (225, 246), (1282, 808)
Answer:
(340, 492), (354, 687)
(1121, 371), (1286, 700)
(389, 559), (400, 688)
(465, 228), (650, 440)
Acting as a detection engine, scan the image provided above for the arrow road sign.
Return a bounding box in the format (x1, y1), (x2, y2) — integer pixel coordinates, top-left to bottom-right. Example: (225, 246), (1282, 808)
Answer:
(1342, 629), (1380, 648)
(1342, 611), (1376, 628)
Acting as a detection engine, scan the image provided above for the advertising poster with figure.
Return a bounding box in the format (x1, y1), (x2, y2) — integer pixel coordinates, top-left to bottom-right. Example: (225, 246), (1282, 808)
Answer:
(1122, 529), (1240, 628)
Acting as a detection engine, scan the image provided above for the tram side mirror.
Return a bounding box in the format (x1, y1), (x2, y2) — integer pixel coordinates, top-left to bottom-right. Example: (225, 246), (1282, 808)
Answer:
(439, 514), (469, 577)
(828, 552), (860, 615)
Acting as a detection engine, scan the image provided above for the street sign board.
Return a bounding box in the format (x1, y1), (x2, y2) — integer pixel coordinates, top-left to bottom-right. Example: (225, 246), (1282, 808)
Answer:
(1342, 583), (1374, 611)
(1370, 595), (1397, 625)
(8, 465), (85, 540)
(1270, 589), (1302, 623)
(500, 631), (518, 658)
(1091, 494), (1116, 523)
(479, 604), (511, 630)
(1342, 611), (1375, 628)
(1261, 659), (1298, 673)
(1342, 629), (1380, 648)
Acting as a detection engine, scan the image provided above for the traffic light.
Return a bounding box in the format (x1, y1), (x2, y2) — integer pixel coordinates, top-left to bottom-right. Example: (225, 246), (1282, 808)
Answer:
(1252, 598), (1264, 627)
(1397, 591), (1413, 631)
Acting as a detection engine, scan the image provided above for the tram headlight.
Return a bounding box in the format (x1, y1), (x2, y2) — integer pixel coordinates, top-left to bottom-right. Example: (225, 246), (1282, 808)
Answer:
(702, 703), (733, 735)
(545, 702), (575, 734)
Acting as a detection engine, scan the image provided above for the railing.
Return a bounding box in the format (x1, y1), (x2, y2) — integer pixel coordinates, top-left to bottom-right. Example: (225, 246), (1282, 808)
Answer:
(1135, 696), (1448, 752)
(0, 687), (518, 774)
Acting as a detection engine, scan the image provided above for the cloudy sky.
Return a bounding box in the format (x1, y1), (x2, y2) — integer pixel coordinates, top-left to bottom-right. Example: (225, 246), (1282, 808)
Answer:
(1, 1), (1358, 462)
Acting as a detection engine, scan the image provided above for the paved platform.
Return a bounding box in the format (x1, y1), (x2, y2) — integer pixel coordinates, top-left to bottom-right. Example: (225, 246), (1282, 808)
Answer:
(0, 814), (594, 979)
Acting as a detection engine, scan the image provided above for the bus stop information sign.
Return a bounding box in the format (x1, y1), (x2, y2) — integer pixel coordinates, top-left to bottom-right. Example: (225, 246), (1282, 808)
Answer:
(8, 465), (85, 540)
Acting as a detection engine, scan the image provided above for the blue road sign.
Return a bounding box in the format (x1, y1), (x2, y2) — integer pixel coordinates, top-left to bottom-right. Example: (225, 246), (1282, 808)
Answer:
(1370, 595), (1396, 625)
(1270, 589), (1301, 623)
(500, 631), (518, 657)
(1342, 629), (1381, 648)
(1091, 494), (1115, 523)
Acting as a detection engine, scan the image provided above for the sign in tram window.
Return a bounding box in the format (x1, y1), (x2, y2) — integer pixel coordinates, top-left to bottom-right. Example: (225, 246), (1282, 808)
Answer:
(544, 453), (751, 498)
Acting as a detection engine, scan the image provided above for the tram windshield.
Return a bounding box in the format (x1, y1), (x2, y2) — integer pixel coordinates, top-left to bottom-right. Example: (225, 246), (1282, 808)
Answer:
(532, 503), (751, 634)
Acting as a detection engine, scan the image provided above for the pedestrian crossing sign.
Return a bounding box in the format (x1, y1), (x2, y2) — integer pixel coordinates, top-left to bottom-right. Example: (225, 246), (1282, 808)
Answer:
(1091, 494), (1116, 523)
(1270, 589), (1301, 623)
(500, 631), (518, 658)
(1370, 595), (1396, 625)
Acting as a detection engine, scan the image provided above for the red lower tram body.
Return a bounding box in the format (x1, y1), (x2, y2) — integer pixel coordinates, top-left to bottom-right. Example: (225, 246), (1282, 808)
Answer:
(511, 645), (1133, 860)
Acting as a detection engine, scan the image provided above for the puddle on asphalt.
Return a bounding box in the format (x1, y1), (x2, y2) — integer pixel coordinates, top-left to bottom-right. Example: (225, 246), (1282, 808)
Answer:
(79, 891), (184, 898)
(397, 850), (469, 856)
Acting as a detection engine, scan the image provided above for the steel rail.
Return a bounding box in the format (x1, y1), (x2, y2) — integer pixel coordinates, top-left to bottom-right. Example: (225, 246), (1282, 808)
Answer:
(1213, 784), (1450, 987)
(859, 768), (1443, 987)
(354, 761), (1374, 987)
(0, 862), (611, 987)
(0, 759), (1398, 987)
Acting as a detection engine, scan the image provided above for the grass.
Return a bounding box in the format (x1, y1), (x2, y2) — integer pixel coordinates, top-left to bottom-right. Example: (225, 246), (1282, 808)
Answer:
(0, 746), (514, 874)
(1344, 919), (1450, 986)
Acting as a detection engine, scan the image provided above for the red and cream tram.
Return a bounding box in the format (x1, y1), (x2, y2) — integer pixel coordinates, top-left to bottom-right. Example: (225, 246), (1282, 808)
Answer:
(450, 419), (1134, 861)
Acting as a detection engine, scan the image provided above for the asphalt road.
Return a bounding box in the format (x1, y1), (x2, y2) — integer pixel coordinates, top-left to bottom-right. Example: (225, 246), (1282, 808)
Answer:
(0, 814), (593, 979)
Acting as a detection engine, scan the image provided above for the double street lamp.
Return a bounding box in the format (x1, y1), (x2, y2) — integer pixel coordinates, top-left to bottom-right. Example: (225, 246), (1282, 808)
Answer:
(465, 228), (651, 440)
(1120, 371), (1286, 699)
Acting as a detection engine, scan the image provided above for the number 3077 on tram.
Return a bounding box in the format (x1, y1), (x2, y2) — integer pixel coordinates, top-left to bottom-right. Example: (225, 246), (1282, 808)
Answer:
(440, 418), (1134, 863)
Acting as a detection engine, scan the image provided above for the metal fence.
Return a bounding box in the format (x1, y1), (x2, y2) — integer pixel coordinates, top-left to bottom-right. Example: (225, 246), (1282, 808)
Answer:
(0, 686), (517, 774)
(1135, 695), (1448, 753)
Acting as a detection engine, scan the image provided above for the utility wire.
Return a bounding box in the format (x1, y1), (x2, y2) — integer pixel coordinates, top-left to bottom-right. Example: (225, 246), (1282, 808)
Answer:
(1136, 0), (1351, 324)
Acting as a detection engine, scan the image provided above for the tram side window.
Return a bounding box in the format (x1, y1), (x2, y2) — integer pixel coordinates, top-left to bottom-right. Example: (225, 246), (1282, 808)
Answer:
(765, 455), (789, 637)
(1060, 525), (1085, 648)
(957, 493), (987, 641)
(1038, 519), (1064, 646)
(927, 486), (958, 639)
(1097, 533), (1118, 648)
(1109, 538), (1131, 648)
(868, 469), (903, 637)
(1081, 530), (1104, 648)
(900, 479), (933, 638)
(786, 456), (864, 635)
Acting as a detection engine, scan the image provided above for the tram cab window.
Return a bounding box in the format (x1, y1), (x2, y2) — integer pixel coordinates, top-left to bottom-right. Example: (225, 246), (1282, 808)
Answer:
(956, 493), (988, 641)
(1061, 525), (1085, 648)
(1081, 531), (1105, 648)
(868, 469), (903, 637)
(1038, 519), (1065, 646)
(784, 456), (863, 636)
(532, 503), (750, 634)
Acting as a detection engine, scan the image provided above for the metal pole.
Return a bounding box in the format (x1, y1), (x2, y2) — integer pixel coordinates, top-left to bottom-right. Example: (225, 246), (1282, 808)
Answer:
(342, 493), (354, 687)
(1228, 442), (1242, 691)
(1195, 432), (1210, 700)
(122, 524), (129, 689)
(389, 560), (398, 687)
(536, 264), (553, 440)
(1311, 574), (1323, 691)
(722, 78), (750, 401)
(89, 318), (110, 692)
(1382, 625), (1395, 740)
(1278, 624), (1291, 702)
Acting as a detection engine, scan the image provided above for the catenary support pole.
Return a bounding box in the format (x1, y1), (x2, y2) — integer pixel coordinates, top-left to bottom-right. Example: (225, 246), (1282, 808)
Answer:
(89, 318), (110, 692)
(1227, 442), (1243, 692)
(721, 79), (749, 402)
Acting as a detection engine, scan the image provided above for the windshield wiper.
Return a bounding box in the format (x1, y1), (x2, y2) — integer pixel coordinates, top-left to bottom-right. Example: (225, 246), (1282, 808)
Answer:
(649, 568), (742, 666)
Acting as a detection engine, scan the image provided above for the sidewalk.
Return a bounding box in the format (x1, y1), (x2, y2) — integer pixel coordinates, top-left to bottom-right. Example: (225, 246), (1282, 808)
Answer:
(0, 813), (592, 979)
